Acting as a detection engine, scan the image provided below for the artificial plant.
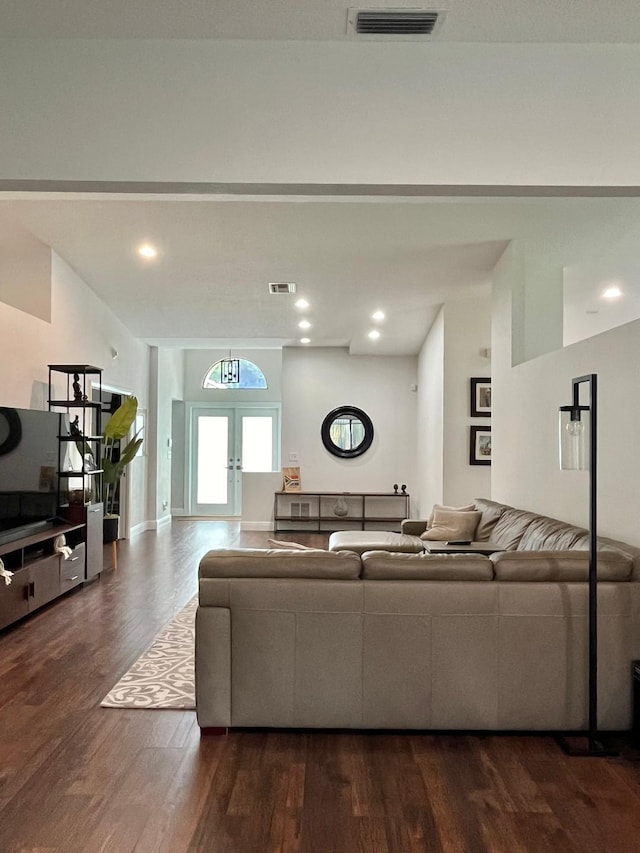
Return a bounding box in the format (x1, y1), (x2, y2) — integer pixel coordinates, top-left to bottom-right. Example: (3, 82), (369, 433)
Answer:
(100, 396), (143, 517)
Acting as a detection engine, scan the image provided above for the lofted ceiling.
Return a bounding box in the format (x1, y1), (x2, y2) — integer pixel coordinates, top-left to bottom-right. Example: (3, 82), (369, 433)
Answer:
(2, 196), (640, 355)
(2, 3), (640, 354)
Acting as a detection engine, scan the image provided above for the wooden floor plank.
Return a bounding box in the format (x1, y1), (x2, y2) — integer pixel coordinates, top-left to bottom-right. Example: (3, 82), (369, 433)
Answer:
(2, 520), (640, 852)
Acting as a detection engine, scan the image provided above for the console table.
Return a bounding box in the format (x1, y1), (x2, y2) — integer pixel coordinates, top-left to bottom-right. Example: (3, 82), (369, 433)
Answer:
(274, 491), (410, 533)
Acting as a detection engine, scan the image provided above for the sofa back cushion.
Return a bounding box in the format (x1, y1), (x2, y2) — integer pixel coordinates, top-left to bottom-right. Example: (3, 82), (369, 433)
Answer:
(490, 508), (539, 550)
(199, 548), (362, 579)
(491, 550), (633, 582)
(516, 516), (587, 551)
(361, 550), (494, 580)
(473, 498), (509, 541)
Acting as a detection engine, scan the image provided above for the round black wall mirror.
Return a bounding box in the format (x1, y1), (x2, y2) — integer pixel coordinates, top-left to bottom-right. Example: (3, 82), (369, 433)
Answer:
(321, 406), (374, 459)
(0, 407), (22, 456)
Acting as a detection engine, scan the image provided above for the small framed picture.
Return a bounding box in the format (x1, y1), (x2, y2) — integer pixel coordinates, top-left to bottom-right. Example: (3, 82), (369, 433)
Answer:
(470, 377), (492, 417)
(283, 466), (301, 492)
(470, 426), (491, 466)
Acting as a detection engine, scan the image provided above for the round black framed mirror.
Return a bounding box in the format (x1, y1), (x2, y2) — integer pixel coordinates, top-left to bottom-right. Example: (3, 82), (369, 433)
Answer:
(0, 407), (22, 456)
(321, 406), (374, 459)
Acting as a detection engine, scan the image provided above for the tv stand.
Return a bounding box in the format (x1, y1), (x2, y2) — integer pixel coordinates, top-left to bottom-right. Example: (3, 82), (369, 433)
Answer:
(0, 511), (102, 631)
(0, 518), (55, 548)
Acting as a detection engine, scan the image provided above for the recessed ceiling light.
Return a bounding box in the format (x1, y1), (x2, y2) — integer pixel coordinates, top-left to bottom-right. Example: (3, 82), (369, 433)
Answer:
(298, 320), (311, 330)
(137, 243), (158, 259)
(368, 329), (381, 340)
(300, 337), (311, 344)
(372, 310), (385, 322)
(295, 298), (310, 310)
(601, 285), (623, 300)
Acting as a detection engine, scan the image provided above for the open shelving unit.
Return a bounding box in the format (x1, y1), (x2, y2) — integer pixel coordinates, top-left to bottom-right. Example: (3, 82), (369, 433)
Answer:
(47, 364), (105, 582)
(274, 491), (410, 533)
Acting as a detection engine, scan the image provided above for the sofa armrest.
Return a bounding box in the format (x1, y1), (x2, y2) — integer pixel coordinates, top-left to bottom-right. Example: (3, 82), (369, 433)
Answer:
(401, 519), (428, 536)
(196, 606), (231, 728)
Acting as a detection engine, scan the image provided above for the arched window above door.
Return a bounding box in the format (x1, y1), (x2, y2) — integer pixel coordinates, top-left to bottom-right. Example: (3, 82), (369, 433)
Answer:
(203, 358), (268, 390)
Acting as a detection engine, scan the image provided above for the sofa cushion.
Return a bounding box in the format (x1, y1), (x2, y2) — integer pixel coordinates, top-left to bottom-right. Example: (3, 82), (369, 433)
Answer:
(328, 530), (423, 555)
(199, 548), (362, 579)
(427, 503), (475, 527)
(473, 498), (508, 542)
(490, 508), (539, 550)
(491, 550), (633, 582)
(421, 509), (482, 542)
(361, 550), (494, 580)
(516, 516), (587, 551)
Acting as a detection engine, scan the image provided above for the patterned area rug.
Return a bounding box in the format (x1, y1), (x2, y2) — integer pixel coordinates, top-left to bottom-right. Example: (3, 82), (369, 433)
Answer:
(101, 597), (196, 710)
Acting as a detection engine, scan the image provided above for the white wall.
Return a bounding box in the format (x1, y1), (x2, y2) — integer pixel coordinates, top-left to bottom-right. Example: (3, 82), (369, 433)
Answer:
(0, 251), (151, 528)
(492, 247), (640, 546)
(0, 220), (51, 322)
(416, 309), (444, 518)
(0, 251), (149, 407)
(2, 41), (640, 186)
(442, 294), (492, 506)
(241, 472), (284, 530)
(147, 346), (184, 527)
(282, 348), (417, 501)
(415, 294), (492, 519)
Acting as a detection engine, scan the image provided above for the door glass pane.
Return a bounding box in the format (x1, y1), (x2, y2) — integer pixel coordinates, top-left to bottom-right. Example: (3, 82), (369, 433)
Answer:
(242, 416), (273, 472)
(197, 416), (228, 504)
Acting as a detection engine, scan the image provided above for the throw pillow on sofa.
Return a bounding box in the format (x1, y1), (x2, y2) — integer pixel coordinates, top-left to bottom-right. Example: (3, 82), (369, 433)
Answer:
(421, 508), (482, 541)
(427, 502), (475, 528)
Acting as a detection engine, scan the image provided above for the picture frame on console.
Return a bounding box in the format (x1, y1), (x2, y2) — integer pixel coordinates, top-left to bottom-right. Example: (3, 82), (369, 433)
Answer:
(470, 377), (492, 417)
(470, 425), (491, 466)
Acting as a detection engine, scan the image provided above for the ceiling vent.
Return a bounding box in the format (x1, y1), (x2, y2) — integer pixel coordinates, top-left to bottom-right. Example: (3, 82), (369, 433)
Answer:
(268, 282), (297, 295)
(347, 8), (444, 37)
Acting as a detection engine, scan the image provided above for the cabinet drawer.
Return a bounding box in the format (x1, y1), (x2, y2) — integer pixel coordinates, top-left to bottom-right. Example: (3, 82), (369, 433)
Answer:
(61, 543), (85, 590)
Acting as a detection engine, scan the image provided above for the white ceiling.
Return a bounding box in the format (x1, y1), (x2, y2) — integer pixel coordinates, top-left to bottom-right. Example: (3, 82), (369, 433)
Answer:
(3, 196), (640, 355)
(2, 0), (640, 42)
(2, 3), (640, 355)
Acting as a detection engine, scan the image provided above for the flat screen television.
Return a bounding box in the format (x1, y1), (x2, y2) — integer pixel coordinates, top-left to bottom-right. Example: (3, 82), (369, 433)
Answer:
(0, 407), (72, 546)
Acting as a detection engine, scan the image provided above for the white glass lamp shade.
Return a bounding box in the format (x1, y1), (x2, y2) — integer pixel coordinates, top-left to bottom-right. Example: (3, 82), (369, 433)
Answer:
(559, 406), (590, 470)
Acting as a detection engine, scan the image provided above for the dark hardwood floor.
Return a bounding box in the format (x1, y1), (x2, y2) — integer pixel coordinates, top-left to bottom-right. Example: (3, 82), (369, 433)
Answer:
(2, 521), (640, 852)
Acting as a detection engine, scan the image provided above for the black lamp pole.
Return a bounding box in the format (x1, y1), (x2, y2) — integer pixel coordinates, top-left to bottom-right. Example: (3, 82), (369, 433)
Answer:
(558, 374), (615, 757)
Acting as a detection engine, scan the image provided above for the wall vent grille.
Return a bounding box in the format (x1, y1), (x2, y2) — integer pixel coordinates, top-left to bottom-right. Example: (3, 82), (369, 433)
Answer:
(348, 9), (443, 37)
(269, 282), (297, 294)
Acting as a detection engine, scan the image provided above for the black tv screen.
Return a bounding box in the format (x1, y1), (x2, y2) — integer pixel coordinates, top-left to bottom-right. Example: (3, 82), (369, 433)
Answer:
(0, 407), (72, 545)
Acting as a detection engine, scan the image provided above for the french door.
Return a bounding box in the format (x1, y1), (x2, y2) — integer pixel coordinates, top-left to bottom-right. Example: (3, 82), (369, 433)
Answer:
(190, 406), (279, 516)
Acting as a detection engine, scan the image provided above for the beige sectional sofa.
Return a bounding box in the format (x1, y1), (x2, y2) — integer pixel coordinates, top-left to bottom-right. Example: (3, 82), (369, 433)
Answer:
(195, 498), (640, 733)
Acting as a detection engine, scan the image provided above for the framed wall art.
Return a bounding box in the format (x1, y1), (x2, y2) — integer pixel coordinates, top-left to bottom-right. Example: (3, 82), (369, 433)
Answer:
(470, 425), (491, 466)
(470, 377), (492, 417)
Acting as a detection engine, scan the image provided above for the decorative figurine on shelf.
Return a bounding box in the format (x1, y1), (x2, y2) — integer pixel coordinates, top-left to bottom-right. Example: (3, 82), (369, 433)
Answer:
(401, 484), (407, 494)
(393, 483), (399, 494)
(333, 497), (349, 517)
(72, 373), (87, 402)
(69, 415), (82, 437)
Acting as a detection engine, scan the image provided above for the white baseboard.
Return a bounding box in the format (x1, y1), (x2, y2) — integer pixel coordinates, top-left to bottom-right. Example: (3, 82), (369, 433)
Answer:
(240, 521), (275, 531)
(131, 516), (172, 536)
(129, 521), (153, 537)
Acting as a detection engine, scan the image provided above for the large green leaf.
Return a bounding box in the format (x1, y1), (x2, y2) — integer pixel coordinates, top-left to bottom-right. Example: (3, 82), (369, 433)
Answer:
(102, 456), (120, 486)
(118, 435), (143, 467)
(103, 396), (138, 441)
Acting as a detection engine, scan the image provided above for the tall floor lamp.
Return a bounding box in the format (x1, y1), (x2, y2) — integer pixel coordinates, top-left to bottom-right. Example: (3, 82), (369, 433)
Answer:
(557, 373), (615, 757)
